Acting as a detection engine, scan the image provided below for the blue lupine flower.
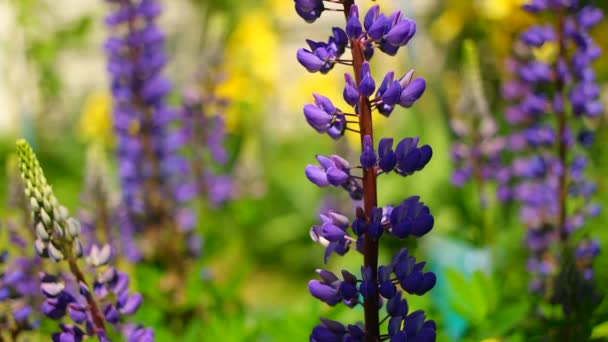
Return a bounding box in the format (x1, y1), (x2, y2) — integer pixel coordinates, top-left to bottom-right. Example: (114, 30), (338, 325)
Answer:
(501, 1), (603, 320)
(295, 2), (437, 340)
(17, 140), (152, 341)
(104, 0), (196, 261)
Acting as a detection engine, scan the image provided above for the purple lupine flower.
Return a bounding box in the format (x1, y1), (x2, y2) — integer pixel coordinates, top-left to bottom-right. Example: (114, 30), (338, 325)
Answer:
(16, 140), (152, 341)
(39, 244), (151, 341)
(295, 3), (436, 340)
(77, 145), (141, 263)
(450, 40), (505, 217)
(502, 2), (603, 321)
(0, 226), (40, 337)
(104, 0), (196, 261)
(0, 157), (41, 336)
(181, 80), (234, 208)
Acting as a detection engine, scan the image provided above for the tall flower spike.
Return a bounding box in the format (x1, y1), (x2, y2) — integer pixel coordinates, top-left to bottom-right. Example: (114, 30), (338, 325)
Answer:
(0, 156), (42, 337)
(77, 145), (143, 263)
(181, 79), (234, 209)
(450, 40), (504, 223)
(296, 2), (437, 341)
(16, 140), (152, 341)
(501, 2), (603, 334)
(104, 0), (197, 263)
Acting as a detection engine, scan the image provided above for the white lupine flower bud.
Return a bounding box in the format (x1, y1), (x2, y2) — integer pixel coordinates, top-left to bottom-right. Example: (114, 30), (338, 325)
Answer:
(30, 197), (40, 211)
(48, 243), (64, 262)
(36, 222), (50, 241)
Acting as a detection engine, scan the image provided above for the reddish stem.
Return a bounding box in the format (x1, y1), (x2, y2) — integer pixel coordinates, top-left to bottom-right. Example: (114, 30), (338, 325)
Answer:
(342, 1), (380, 340)
(67, 257), (106, 333)
(555, 9), (567, 243)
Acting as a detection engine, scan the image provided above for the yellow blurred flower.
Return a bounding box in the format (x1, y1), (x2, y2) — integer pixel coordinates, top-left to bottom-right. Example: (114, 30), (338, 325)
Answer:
(78, 91), (113, 146)
(431, 8), (466, 44)
(267, 0), (292, 16)
(216, 9), (279, 132)
(477, 0), (525, 20)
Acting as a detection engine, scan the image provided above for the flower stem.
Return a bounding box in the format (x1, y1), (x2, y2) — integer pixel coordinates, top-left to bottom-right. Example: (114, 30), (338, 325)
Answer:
(556, 8), (568, 244)
(342, 1), (380, 339)
(66, 255), (106, 333)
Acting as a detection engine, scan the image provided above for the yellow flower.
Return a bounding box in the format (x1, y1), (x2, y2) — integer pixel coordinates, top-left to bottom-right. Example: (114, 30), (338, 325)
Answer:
(431, 8), (466, 44)
(477, 0), (525, 20)
(216, 9), (280, 132)
(267, 0), (291, 16)
(78, 91), (113, 146)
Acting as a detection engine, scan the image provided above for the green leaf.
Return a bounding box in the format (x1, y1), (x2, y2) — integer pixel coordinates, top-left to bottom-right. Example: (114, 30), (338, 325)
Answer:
(591, 321), (608, 339)
(445, 268), (486, 322)
(481, 301), (530, 338)
(470, 271), (490, 318)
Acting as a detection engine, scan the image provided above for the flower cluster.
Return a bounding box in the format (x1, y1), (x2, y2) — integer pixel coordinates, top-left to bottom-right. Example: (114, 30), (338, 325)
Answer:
(181, 85), (233, 208)
(0, 227), (39, 338)
(78, 145), (141, 261)
(104, 0), (197, 259)
(501, 1), (603, 309)
(40, 246), (151, 342)
(450, 41), (504, 196)
(0, 157), (42, 338)
(16, 140), (152, 341)
(295, 1), (436, 340)
(302, 70), (426, 141)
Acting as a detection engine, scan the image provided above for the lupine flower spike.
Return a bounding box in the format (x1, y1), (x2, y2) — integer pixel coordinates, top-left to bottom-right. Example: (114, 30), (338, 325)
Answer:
(0, 157), (41, 337)
(296, 1), (437, 341)
(450, 40), (504, 245)
(104, 0), (198, 261)
(502, 1), (603, 335)
(181, 75), (233, 208)
(16, 140), (152, 341)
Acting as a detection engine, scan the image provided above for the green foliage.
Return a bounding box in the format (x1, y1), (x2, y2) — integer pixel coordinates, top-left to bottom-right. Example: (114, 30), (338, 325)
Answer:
(445, 268), (529, 339)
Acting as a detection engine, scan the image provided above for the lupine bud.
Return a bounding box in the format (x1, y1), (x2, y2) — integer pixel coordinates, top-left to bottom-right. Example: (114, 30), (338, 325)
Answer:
(309, 280), (341, 306)
(47, 243), (64, 262)
(295, 0), (324, 23)
(360, 135), (377, 169)
(343, 74), (360, 106)
(297, 49), (325, 72)
(399, 78), (426, 107)
(368, 14), (388, 41)
(305, 165), (331, 187)
(326, 167), (349, 186)
(384, 18), (416, 46)
(359, 62), (376, 97)
(390, 197), (434, 238)
(346, 5), (362, 39)
(364, 5), (380, 31)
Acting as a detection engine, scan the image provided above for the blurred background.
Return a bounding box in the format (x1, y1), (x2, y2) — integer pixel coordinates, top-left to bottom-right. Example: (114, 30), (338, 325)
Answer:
(1, 0), (608, 341)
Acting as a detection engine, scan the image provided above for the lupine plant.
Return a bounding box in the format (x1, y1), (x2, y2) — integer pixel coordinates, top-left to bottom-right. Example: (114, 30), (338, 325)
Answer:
(449, 40), (505, 245)
(0, 224), (40, 340)
(450, 41), (503, 203)
(501, 1), (603, 337)
(16, 140), (152, 341)
(295, 1), (437, 340)
(104, 0), (198, 262)
(181, 79), (233, 208)
(0, 157), (41, 340)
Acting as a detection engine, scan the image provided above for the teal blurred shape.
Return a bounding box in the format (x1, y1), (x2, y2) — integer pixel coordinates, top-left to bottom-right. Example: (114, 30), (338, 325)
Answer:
(424, 235), (492, 340)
